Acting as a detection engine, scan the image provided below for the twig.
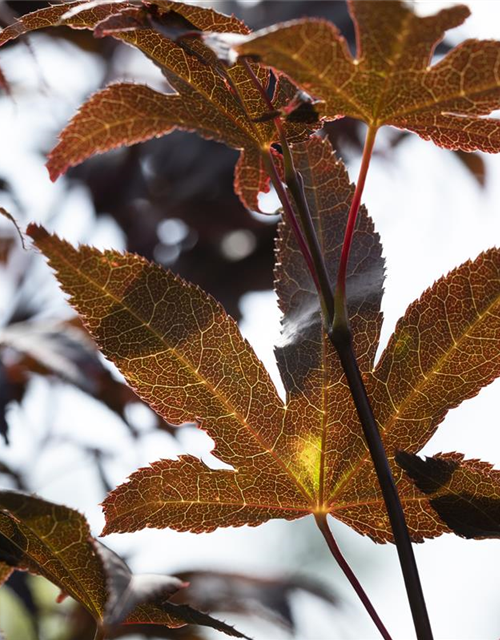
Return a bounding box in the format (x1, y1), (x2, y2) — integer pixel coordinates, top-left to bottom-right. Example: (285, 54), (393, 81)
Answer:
(315, 514), (393, 640)
(241, 60), (434, 640)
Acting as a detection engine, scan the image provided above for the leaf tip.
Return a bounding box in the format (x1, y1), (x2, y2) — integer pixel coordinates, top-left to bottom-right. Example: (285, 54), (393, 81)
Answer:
(45, 157), (63, 183)
(26, 222), (49, 243)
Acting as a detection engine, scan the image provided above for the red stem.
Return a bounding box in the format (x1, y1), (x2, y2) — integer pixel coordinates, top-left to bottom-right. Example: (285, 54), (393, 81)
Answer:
(315, 514), (393, 640)
(336, 125), (378, 301)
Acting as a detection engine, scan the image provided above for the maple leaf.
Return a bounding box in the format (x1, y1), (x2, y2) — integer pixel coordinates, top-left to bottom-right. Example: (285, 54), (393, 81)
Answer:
(26, 136), (500, 542)
(222, 0), (500, 153)
(0, 0), (316, 212)
(0, 490), (248, 637)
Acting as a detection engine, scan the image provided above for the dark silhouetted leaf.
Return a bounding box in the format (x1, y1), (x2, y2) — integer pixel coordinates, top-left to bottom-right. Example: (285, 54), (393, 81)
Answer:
(97, 542), (186, 627)
(396, 452), (500, 538)
(172, 570), (338, 630)
(0, 208), (25, 250)
(228, 0), (500, 153)
(0, 318), (139, 433)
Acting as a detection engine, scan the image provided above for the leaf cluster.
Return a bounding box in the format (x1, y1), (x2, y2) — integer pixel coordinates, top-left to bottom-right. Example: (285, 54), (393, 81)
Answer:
(1, 0), (500, 637)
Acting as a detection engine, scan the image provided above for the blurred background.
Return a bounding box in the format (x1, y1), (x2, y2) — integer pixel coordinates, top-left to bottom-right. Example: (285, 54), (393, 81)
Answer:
(0, 1), (499, 638)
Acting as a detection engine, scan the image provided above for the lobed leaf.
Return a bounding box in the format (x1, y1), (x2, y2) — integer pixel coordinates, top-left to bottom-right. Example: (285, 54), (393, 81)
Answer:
(46, 83), (182, 182)
(0, 491), (107, 620)
(330, 248), (500, 541)
(29, 131), (500, 543)
(0, 0), (319, 211)
(229, 0), (500, 154)
(397, 451), (500, 539)
(27, 224), (311, 534)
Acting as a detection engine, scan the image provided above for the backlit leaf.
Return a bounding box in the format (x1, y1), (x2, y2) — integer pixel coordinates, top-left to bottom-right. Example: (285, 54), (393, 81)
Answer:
(331, 248), (500, 541)
(0, 491), (107, 620)
(46, 83), (183, 182)
(230, 0), (500, 153)
(0, 0), (317, 211)
(0, 0), (122, 43)
(0, 491), (247, 637)
(396, 452), (500, 538)
(27, 137), (500, 543)
(172, 569), (338, 630)
(27, 224), (310, 534)
(274, 136), (384, 498)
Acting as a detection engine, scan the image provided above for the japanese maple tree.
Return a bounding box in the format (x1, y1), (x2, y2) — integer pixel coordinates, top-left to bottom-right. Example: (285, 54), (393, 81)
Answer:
(1, 1), (500, 639)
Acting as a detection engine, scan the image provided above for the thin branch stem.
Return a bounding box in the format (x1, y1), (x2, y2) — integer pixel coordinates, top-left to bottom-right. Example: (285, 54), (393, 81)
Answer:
(315, 514), (393, 640)
(240, 60), (433, 640)
(241, 57), (335, 327)
(329, 126), (434, 640)
(222, 59), (320, 308)
(261, 150), (321, 294)
(335, 125), (377, 318)
(329, 330), (433, 640)
(93, 625), (105, 640)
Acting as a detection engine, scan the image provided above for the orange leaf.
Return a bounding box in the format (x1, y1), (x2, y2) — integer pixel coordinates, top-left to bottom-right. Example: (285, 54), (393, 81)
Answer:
(0, 0), (318, 211)
(274, 136), (384, 499)
(230, 0), (500, 153)
(27, 224), (310, 533)
(0, 1), (124, 43)
(27, 137), (500, 543)
(331, 248), (500, 541)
